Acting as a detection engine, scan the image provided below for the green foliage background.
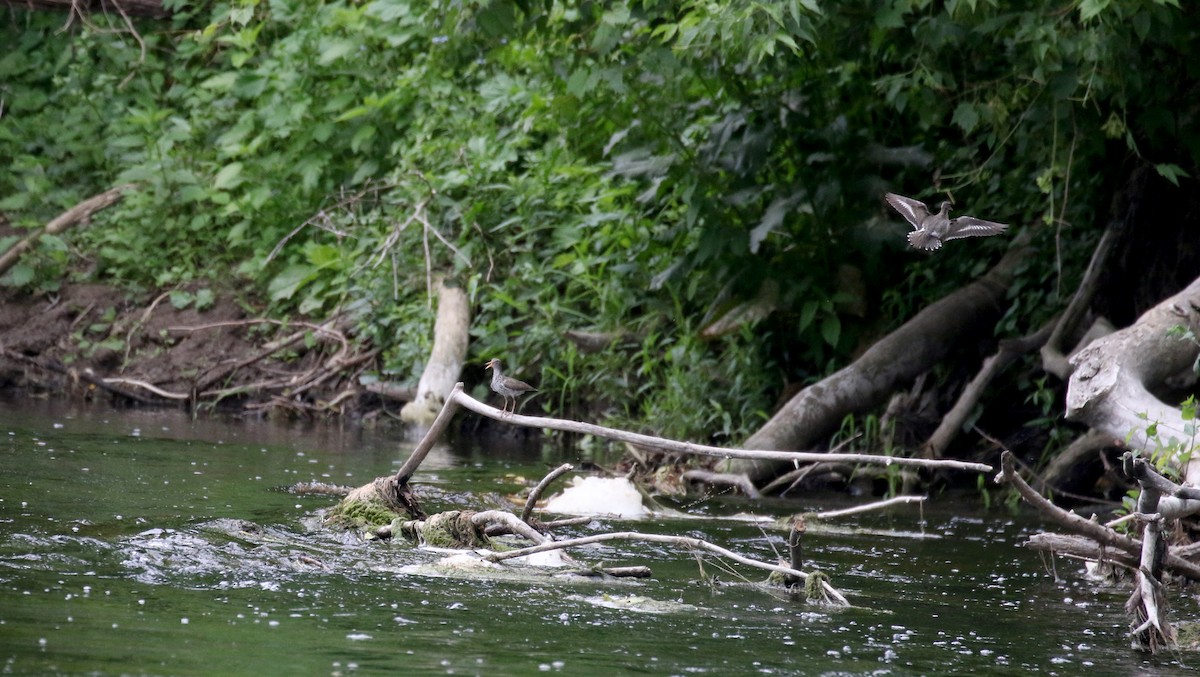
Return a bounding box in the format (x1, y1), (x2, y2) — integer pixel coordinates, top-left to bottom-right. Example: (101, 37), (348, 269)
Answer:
(0, 0), (1194, 444)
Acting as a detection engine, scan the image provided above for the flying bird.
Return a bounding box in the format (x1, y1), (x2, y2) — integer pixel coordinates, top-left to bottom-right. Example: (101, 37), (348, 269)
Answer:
(884, 193), (1008, 251)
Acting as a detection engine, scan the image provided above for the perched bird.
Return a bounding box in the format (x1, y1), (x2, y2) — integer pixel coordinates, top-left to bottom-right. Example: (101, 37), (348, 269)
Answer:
(484, 358), (537, 415)
(884, 192), (1008, 251)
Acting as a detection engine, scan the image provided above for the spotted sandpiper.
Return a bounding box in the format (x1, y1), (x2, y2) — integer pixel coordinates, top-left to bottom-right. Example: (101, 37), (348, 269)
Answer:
(884, 193), (1008, 251)
(484, 358), (537, 415)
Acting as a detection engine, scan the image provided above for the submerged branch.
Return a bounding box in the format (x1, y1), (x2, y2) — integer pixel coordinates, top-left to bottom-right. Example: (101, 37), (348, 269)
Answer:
(809, 495), (926, 520)
(480, 530), (849, 606)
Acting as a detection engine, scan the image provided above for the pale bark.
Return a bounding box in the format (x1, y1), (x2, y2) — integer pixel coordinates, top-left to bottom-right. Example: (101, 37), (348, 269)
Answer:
(726, 233), (1032, 481)
(400, 279), (471, 425)
(1066, 275), (1200, 480)
(416, 385), (992, 474)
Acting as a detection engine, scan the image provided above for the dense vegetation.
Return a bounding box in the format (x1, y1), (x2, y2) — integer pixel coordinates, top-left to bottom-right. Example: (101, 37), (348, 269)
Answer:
(1, 0), (1195, 453)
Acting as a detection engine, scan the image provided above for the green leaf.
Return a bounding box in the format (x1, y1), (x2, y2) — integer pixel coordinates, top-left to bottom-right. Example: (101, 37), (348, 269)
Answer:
(194, 288), (216, 310)
(3, 263), (35, 287)
(335, 106), (372, 122)
(1079, 0), (1111, 21)
(200, 72), (237, 91)
(952, 102), (979, 134)
(821, 314), (841, 347)
(305, 243), (343, 268)
(213, 162), (244, 190)
(169, 290), (194, 309)
(799, 300), (818, 331)
(229, 5), (253, 26)
(1154, 163), (1190, 187)
(0, 192), (31, 210)
(318, 39), (355, 66)
(268, 264), (318, 301)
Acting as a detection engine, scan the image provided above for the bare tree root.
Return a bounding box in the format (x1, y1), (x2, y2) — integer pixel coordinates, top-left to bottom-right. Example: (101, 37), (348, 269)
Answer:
(1040, 429), (1125, 494)
(59, 308), (382, 416)
(1066, 274), (1200, 480)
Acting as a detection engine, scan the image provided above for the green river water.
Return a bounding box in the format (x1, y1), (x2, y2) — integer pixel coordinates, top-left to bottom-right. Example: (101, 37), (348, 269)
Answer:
(0, 398), (1193, 675)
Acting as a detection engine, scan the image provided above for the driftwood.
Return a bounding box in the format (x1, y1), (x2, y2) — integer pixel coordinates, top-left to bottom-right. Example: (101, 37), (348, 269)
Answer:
(336, 384), (861, 603)
(0, 184), (134, 277)
(1024, 532), (1139, 572)
(366, 384), (990, 520)
(998, 449), (1200, 653)
(400, 279), (470, 425)
(996, 451), (1200, 581)
(481, 531), (849, 605)
(522, 463), (573, 523)
(726, 231), (1032, 482)
(439, 385), (992, 474)
(1066, 274), (1200, 481)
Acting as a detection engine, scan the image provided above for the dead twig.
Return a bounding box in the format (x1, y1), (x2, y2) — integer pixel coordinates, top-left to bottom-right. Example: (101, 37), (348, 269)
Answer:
(0, 184), (135, 276)
(101, 377), (189, 400)
(523, 464), (574, 524)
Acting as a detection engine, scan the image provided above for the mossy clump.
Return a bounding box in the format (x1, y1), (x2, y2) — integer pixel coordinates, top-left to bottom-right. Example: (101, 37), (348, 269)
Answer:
(415, 511), (492, 549)
(325, 484), (403, 529)
(804, 569), (833, 604)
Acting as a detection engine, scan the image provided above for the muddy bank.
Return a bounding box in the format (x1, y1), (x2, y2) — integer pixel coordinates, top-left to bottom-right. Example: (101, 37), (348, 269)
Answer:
(0, 283), (394, 418)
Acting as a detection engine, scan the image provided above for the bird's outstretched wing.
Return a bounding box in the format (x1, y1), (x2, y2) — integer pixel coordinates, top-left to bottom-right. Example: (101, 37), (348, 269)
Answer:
(884, 193), (931, 228)
(945, 216), (1007, 241)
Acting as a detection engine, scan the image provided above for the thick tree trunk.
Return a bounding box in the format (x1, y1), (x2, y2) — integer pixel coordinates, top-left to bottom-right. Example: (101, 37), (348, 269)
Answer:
(1066, 274), (1200, 480)
(400, 279), (471, 426)
(725, 235), (1031, 481)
